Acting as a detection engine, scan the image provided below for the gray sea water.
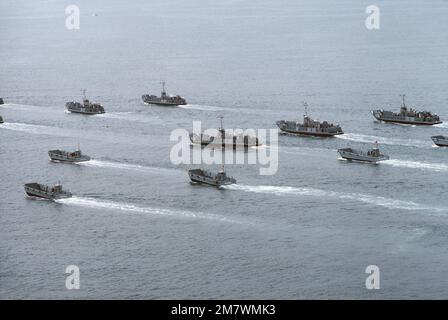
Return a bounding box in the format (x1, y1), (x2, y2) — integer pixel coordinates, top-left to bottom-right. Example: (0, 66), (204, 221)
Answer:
(1, 0), (448, 299)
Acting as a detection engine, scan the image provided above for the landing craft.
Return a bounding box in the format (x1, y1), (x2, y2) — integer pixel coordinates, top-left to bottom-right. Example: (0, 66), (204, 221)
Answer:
(142, 81), (187, 106)
(431, 135), (448, 147)
(24, 182), (72, 200)
(372, 94), (441, 125)
(338, 141), (389, 163)
(66, 89), (106, 115)
(48, 145), (91, 163)
(188, 117), (236, 187)
(189, 115), (261, 147)
(276, 104), (343, 137)
(188, 165), (237, 187)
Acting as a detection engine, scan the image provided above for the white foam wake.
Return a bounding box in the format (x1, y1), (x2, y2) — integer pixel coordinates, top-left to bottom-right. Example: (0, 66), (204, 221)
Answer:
(384, 159), (448, 172)
(224, 184), (447, 213)
(434, 122), (448, 129)
(56, 196), (243, 224)
(79, 160), (178, 175)
(97, 112), (157, 123)
(336, 133), (428, 148)
(256, 144), (334, 155)
(0, 122), (74, 137)
(178, 104), (224, 111)
(0, 103), (39, 111)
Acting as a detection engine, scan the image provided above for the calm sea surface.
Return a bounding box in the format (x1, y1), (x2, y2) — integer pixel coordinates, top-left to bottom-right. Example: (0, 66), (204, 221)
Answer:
(1, 0), (448, 299)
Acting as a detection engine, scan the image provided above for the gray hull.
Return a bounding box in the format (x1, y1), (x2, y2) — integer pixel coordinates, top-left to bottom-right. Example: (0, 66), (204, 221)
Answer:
(276, 120), (343, 137)
(66, 101), (105, 115)
(431, 135), (448, 147)
(143, 100), (186, 106)
(372, 110), (442, 125)
(142, 95), (187, 106)
(68, 109), (105, 115)
(189, 133), (260, 147)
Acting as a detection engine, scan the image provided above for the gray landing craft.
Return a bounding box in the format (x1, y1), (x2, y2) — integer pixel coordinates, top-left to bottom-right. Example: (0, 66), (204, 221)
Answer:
(24, 182), (72, 200)
(276, 106), (343, 137)
(48, 146), (91, 163)
(372, 94), (441, 125)
(190, 116), (261, 147)
(188, 116), (236, 187)
(142, 81), (187, 106)
(66, 89), (106, 115)
(431, 135), (448, 147)
(338, 141), (389, 163)
(188, 166), (237, 187)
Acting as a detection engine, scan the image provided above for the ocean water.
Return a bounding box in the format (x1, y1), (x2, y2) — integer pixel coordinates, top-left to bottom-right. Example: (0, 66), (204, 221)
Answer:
(1, 0), (448, 299)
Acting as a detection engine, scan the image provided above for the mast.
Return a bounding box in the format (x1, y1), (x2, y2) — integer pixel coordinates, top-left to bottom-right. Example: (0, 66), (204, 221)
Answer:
(161, 81), (166, 96)
(218, 114), (224, 131)
(400, 94), (406, 108)
(218, 115), (225, 173)
(82, 89), (87, 100)
(217, 114), (225, 137)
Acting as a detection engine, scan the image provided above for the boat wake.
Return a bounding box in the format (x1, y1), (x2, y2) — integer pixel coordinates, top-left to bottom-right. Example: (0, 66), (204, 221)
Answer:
(336, 133), (428, 148)
(97, 112), (158, 123)
(224, 184), (447, 213)
(0, 121), (169, 146)
(257, 144), (334, 155)
(383, 159), (448, 172)
(0, 122), (75, 137)
(178, 104), (225, 111)
(79, 159), (179, 175)
(56, 196), (245, 224)
(0, 103), (40, 111)
(434, 122), (448, 129)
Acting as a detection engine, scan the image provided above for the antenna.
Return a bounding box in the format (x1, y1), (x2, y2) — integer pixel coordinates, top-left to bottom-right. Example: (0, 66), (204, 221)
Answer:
(217, 115), (224, 130)
(217, 115), (225, 173)
(303, 101), (309, 118)
(400, 94), (406, 108)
